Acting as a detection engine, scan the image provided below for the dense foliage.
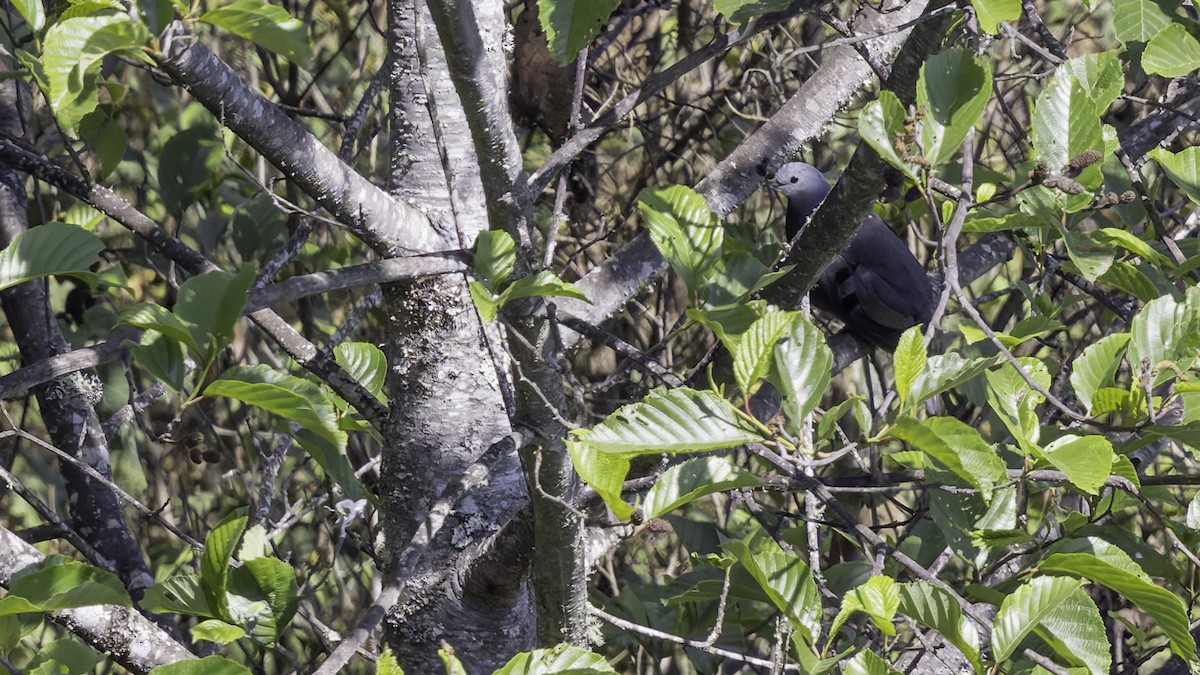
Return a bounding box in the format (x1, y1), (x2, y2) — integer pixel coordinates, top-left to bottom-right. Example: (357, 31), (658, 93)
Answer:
(1, 0), (1200, 673)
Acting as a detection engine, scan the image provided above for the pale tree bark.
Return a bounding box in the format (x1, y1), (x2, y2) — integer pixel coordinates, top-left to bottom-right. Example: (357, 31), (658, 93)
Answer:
(379, 0), (535, 670)
(419, 0), (592, 649)
(0, 525), (193, 670)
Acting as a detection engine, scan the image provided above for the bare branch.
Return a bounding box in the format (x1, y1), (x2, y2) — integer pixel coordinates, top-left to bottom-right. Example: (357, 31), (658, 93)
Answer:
(157, 23), (442, 255)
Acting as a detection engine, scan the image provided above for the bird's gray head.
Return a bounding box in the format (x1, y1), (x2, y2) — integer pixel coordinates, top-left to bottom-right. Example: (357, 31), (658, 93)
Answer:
(769, 162), (831, 239)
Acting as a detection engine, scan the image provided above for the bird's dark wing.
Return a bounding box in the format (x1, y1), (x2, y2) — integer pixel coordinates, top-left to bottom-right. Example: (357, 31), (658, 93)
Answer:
(815, 216), (933, 349)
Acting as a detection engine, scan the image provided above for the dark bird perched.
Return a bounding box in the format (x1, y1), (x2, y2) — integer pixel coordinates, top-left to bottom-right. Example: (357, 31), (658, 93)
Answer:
(769, 162), (934, 350)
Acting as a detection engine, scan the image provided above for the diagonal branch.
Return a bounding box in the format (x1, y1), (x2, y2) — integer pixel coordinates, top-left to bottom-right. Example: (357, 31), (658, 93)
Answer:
(0, 525), (195, 670)
(553, 0), (934, 351)
(156, 23), (441, 255)
(0, 138), (390, 429)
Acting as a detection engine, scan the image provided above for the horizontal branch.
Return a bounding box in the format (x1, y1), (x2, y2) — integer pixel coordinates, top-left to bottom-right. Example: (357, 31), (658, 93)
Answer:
(245, 253), (469, 312)
(0, 253), (470, 401)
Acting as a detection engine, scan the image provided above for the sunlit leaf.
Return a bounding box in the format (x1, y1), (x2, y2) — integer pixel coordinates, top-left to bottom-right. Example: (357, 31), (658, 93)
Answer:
(199, 0), (312, 66)
(536, 0), (620, 63)
(643, 456), (759, 519)
(1069, 333), (1130, 413)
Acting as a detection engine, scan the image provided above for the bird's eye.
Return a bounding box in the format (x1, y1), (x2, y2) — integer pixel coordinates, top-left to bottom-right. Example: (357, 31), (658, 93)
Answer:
(790, 176), (798, 183)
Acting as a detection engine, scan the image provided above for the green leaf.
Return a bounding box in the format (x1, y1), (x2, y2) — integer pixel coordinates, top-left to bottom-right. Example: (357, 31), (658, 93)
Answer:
(473, 230), (516, 292)
(567, 388), (762, 519)
(962, 210), (1042, 233)
(439, 647), (467, 675)
(985, 358), (1050, 452)
(893, 326), (926, 411)
(992, 576), (1084, 662)
(642, 456), (759, 519)
(210, 366), (367, 501)
(0, 222), (104, 292)
(1129, 285), (1200, 385)
(567, 387), (762, 456)
(917, 49), (993, 166)
(859, 91), (921, 183)
(378, 646), (405, 675)
(842, 650), (900, 675)
(140, 575), (213, 617)
(817, 395), (865, 441)
(725, 537), (821, 642)
(191, 619), (246, 644)
(536, 0), (620, 63)
(335, 342), (388, 404)
(1039, 551), (1195, 660)
(1112, 0), (1178, 44)
(206, 365), (344, 445)
(493, 643), (617, 674)
(469, 280), (500, 322)
(713, 0), (790, 24)
(897, 581), (982, 673)
(1150, 146), (1200, 205)
(200, 509), (249, 621)
(769, 314), (833, 430)
(1061, 229), (1114, 282)
(158, 125), (224, 215)
(42, 14), (152, 134)
(0, 558), (130, 616)
(1040, 434), (1114, 495)
(501, 270), (589, 304)
(90, 115), (126, 180)
(566, 443), (633, 519)
(1189, 492), (1200, 530)
(1099, 261), (1160, 302)
(1070, 333), (1130, 413)
(1049, 536), (1155, 579)
(1094, 227), (1167, 265)
(60, 0), (126, 18)
(701, 252), (786, 307)
(128, 330), (189, 392)
(239, 555), (298, 629)
(228, 556), (299, 646)
(889, 417), (1009, 501)
(120, 304), (203, 358)
(731, 309), (792, 395)
(1032, 52), (1122, 184)
(149, 655), (252, 675)
(13, 0), (46, 31)
(792, 638), (852, 675)
(830, 575), (900, 638)
(971, 0), (1020, 33)
(639, 185), (723, 295)
(27, 639), (102, 675)
(1091, 386), (1144, 417)
(199, 0), (312, 66)
(1032, 587), (1111, 675)
(689, 301), (766, 350)
(175, 268), (254, 361)
(907, 353), (999, 408)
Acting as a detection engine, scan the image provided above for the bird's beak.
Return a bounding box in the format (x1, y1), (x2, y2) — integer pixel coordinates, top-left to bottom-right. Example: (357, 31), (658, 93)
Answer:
(767, 177), (782, 192)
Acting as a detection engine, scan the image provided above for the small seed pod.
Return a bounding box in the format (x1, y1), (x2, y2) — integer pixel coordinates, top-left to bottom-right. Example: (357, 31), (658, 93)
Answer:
(1064, 150), (1103, 176)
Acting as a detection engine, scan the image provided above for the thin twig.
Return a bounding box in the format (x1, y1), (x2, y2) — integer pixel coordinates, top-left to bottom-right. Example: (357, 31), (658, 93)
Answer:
(6, 428), (203, 550)
(588, 604), (800, 671)
(943, 130), (1088, 423)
